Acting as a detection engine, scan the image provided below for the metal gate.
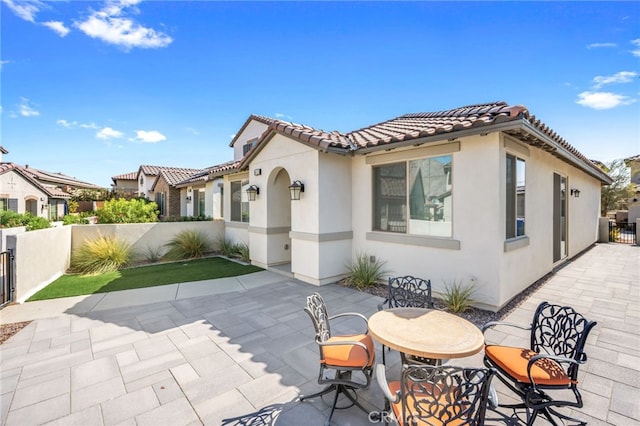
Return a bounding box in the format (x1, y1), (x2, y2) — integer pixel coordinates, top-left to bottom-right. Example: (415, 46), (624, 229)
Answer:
(609, 221), (637, 245)
(1, 250), (15, 308)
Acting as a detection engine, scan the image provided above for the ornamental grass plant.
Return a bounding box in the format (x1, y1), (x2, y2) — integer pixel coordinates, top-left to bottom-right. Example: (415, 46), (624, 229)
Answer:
(441, 279), (476, 313)
(70, 235), (132, 275)
(345, 252), (389, 290)
(164, 230), (212, 260)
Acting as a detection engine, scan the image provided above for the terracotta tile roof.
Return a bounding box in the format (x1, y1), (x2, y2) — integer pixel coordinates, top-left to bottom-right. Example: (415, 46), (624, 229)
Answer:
(0, 162), (71, 198)
(149, 166), (205, 191)
(112, 171), (138, 181)
(18, 165), (102, 189)
(624, 154), (640, 163)
(238, 101), (612, 184)
(174, 161), (241, 187)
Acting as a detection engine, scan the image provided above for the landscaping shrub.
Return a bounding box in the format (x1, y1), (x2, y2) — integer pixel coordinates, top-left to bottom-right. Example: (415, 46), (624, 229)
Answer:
(70, 235), (132, 275)
(63, 213), (90, 225)
(216, 235), (237, 257)
(144, 245), (164, 263)
(345, 253), (389, 289)
(0, 211), (51, 230)
(25, 216), (51, 231)
(95, 198), (159, 223)
(164, 230), (212, 260)
(441, 279), (476, 313)
(234, 242), (250, 262)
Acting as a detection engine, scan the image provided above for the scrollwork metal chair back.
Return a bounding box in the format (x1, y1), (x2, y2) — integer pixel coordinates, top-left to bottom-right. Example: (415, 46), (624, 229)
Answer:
(378, 364), (494, 426)
(531, 302), (591, 379)
(305, 292), (331, 343)
(387, 276), (434, 309)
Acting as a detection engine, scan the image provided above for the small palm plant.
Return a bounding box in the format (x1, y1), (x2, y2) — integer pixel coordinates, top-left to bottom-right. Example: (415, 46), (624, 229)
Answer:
(70, 235), (132, 275)
(164, 230), (211, 260)
(441, 279), (476, 313)
(345, 253), (389, 290)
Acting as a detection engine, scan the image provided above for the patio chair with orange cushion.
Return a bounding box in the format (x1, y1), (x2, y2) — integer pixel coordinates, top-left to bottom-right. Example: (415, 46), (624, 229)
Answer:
(482, 301), (597, 426)
(299, 292), (376, 426)
(376, 363), (495, 425)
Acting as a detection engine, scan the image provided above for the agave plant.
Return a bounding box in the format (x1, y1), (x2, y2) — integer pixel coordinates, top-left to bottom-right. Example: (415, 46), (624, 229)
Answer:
(345, 252), (389, 290)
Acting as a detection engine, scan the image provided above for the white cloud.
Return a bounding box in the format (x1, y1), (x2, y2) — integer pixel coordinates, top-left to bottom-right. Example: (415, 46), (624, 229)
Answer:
(576, 91), (636, 110)
(57, 119), (99, 129)
(97, 127), (124, 139)
(2, 0), (44, 23)
(631, 39), (640, 58)
(0, 60), (10, 70)
(586, 42), (617, 49)
(75, 0), (172, 50)
(19, 98), (40, 117)
(42, 21), (70, 37)
(185, 127), (200, 136)
(275, 113), (293, 120)
(133, 130), (166, 143)
(56, 119), (76, 128)
(592, 71), (638, 89)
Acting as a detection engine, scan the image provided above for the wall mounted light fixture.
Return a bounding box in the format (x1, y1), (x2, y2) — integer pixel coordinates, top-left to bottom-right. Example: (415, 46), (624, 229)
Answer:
(289, 180), (305, 201)
(570, 188), (581, 198)
(186, 196), (192, 202)
(246, 185), (260, 201)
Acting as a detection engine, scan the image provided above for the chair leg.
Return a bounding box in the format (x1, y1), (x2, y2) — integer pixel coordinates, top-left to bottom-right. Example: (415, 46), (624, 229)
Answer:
(382, 344), (386, 365)
(341, 384), (372, 415)
(299, 384), (337, 402)
(324, 386), (341, 426)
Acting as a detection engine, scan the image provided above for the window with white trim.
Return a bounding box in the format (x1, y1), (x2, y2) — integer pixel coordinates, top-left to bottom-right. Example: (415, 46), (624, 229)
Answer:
(373, 155), (453, 237)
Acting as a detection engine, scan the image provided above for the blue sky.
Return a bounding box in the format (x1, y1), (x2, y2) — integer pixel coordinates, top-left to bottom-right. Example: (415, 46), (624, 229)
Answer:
(2, 1), (639, 188)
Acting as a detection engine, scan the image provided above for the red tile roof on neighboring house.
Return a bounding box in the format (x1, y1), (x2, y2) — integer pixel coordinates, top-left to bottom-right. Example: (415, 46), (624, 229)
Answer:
(111, 171), (138, 182)
(174, 161), (241, 187)
(149, 167), (205, 191)
(238, 101), (612, 184)
(0, 162), (72, 198)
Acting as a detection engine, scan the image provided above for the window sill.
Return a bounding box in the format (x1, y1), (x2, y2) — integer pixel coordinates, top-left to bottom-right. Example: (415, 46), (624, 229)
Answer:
(366, 232), (460, 250)
(504, 236), (529, 252)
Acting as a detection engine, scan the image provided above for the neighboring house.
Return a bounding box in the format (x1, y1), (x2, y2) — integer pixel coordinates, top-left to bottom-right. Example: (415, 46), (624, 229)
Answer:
(624, 154), (640, 223)
(149, 167), (206, 219)
(111, 171), (138, 196)
(214, 101), (612, 311)
(1, 155), (102, 220)
(134, 165), (201, 200)
(174, 160), (238, 220)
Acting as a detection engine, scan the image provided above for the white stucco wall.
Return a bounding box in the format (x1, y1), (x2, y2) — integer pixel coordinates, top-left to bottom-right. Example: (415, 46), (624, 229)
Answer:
(1, 170), (49, 217)
(8, 225), (72, 302)
(232, 120), (269, 161)
(351, 135), (503, 308)
(71, 221), (224, 260)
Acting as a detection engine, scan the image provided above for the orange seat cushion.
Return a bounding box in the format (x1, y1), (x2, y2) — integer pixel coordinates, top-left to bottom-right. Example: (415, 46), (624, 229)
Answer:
(321, 334), (375, 367)
(485, 345), (571, 386)
(387, 381), (467, 426)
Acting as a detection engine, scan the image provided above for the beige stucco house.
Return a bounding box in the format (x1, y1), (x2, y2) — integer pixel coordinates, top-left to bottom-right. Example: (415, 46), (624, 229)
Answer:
(624, 155), (640, 223)
(215, 101), (612, 311)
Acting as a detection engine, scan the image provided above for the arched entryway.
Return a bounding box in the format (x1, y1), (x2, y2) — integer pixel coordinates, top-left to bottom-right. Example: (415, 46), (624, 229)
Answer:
(265, 168), (292, 271)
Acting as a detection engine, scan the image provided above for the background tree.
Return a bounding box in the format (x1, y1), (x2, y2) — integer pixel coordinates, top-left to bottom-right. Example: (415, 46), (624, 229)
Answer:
(599, 159), (634, 216)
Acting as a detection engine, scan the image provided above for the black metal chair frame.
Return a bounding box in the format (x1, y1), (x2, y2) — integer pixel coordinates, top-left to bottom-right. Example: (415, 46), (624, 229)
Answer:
(299, 292), (375, 426)
(377, 275), (435, 365)
(482, 301), (597, 426)
(377, 363), (495, 425)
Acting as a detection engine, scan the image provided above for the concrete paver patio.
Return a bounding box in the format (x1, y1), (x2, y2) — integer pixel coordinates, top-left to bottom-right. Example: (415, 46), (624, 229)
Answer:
(0, 243), (638, 425)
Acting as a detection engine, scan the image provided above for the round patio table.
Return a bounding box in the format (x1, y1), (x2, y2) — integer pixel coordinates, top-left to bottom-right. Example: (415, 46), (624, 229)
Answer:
(368, 307), (484, 359)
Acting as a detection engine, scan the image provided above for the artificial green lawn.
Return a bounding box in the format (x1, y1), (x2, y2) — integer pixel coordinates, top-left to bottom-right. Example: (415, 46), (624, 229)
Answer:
(28, 257), (263, 301)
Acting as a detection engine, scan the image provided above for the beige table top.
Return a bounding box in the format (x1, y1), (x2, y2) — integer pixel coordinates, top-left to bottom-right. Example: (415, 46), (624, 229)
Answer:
(368, 307), (485, 359)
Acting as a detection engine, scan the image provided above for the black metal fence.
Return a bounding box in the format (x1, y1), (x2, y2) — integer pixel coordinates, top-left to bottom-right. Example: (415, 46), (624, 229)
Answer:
(1, 250), (15, 308)
(609, 221), (637, 245)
